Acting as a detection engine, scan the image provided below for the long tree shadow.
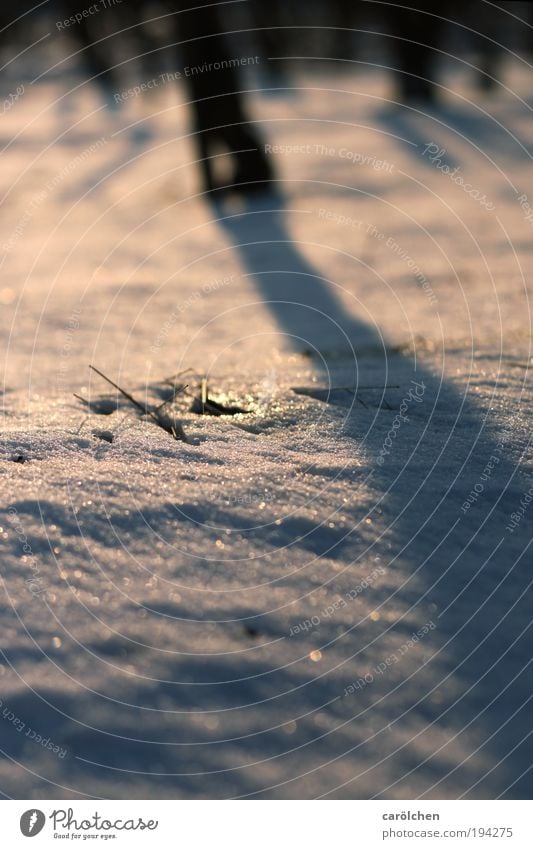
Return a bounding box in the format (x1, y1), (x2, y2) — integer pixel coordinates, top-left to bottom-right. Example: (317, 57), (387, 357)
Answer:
(215, 194), (380, 361)
(213, 190), (532, 798)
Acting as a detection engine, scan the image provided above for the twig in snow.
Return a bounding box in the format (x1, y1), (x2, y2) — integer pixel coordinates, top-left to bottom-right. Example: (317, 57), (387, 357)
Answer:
(162, 367), (195, 384)
(89, 366), (148, 414)
(90, 365), (188, 441)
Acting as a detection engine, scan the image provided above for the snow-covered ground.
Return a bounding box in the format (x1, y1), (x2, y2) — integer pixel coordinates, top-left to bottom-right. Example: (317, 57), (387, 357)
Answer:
(0, 44), (532, 799)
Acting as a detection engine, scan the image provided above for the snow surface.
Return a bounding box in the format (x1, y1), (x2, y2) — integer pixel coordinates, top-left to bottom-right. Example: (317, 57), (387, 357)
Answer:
(0, 46), (532, 799)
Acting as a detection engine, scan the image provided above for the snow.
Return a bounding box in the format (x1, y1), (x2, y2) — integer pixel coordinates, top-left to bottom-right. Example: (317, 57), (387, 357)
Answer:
(0, 50), (532, 799)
